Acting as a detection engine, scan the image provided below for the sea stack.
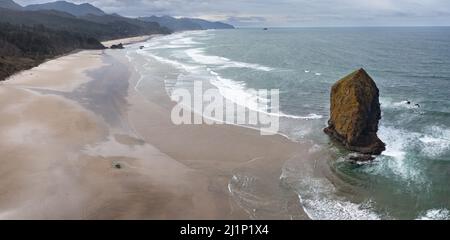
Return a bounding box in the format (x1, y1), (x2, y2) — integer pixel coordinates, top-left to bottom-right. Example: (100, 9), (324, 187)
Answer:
(324, 68), (386, 156)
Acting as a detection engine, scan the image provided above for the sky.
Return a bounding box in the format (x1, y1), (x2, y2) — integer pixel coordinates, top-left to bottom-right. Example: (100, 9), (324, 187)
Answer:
(15, 0), (450, 27)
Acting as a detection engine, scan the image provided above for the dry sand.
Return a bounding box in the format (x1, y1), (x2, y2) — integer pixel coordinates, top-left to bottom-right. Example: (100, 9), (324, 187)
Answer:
(0, 37), (310, 219)
(3, 51), (106, 92)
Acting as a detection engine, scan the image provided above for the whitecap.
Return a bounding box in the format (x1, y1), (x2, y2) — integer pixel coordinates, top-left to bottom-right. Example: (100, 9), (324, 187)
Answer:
(186, 48), (274, 71)
(282, 163), (381, 220)
(170, 37), (200, 46)
(299, 197), (381, 220)
(276, 112), (323, 120)
(209, 70), (323, 120)
(376, 126), (425, 182)
(137, 50), (199, 72)
(420, 126), (450, 157)
(209, 71), (262, 111)
(378, 126), (414, 161)
(417, 209), (450, 220)
(379, 98), (421, 110)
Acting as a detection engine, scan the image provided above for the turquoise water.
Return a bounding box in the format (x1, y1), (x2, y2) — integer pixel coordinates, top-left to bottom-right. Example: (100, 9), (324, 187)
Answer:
(130, 28), (450, 219)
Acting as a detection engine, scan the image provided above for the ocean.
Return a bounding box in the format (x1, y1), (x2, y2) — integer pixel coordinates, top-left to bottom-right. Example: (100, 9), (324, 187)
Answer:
(126, 27), (450, 220)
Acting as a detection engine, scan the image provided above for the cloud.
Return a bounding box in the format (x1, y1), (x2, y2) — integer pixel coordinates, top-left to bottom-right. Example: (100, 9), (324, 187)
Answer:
(15, 0), (450, 26)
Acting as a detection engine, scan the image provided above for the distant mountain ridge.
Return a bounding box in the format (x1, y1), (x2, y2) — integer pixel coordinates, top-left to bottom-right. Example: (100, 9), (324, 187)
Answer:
(1, 1), (234, 32)
(24, 1), (105, 17)
(139, 16), (202, 32)
(185, 18), (234, 30)
(139, 15), (234, 32)
(0, 0), (23, 10)
(0, 7), (169, 41)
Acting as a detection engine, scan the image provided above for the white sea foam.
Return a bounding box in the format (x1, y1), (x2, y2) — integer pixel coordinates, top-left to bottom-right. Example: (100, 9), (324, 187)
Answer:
(372, 124), (450, 186)
(377, 126), (425, 182)
(419, 136), (450, 157)
(277, 113), (323, 120)
(186, 48), (274, 71)
(148, 44), (189, 49)
(281, 162), (381, 220)
(290, 176), (380, 220)
(300, 197), (381, 220)
(417, 209), (450, 220)
(170, 37), (200, 46)
(137, 50), (199, 72)
(420, 126), (450, 157)
(209, 72), (261, 110)
(380, 98), (421, 110)
(379, 126), (413, 161)
(378, 124), (449, 161)
(378, 98), (450, 158)
(208, 70), (322, 120)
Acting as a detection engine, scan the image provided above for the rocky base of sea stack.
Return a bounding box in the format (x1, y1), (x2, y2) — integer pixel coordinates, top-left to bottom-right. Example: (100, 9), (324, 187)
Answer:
(324, 127), (386, 155)
(347, 152), (376, 162)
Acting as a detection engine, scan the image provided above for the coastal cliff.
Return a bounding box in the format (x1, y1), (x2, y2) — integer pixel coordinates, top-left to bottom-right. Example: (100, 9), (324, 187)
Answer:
(324, 68), (386, 155)
(0, 22), (106, 80)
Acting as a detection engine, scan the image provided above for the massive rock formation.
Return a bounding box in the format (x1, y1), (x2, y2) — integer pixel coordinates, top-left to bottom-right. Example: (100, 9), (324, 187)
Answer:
(324, 68), (386, 155)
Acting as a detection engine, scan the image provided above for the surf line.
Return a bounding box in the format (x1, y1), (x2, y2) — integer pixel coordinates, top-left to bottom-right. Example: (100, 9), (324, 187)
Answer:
(170, 81), (281, 135)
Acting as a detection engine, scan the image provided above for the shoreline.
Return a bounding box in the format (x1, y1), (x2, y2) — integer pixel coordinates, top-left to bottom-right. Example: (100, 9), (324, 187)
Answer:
(0, 36), (312, 219)
(101, 35), (157, 48)
(0, 35), (159, 83)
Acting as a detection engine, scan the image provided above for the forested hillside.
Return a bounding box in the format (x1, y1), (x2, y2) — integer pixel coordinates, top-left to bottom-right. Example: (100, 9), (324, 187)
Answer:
(0, 8), (170, 41)
(0, 5), (170, 81)
(0, 22), (106, 80)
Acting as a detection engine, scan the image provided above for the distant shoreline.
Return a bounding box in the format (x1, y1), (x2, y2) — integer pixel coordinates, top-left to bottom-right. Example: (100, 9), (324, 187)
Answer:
(0, 34), (162, 82)
(101, 35), (157, 48)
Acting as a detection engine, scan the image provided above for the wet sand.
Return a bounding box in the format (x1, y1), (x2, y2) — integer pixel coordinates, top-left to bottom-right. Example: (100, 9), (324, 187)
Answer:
(0, 38), (311, 219)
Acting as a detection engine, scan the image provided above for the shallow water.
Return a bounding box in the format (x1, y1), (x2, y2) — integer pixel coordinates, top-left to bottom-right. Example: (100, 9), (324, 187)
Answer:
(127, 28), (450, 220)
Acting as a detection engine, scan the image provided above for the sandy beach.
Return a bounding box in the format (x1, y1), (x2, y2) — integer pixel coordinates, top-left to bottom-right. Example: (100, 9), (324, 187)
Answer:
(0, 36), (311, 220)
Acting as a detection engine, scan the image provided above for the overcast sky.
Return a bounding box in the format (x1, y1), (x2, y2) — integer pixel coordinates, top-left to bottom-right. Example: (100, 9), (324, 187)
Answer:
(15, 0), (450, 27)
